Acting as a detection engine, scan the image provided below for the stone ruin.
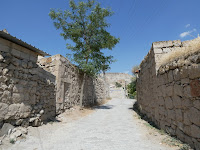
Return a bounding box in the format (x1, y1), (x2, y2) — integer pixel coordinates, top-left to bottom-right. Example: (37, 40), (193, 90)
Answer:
(136, 39), (200, 149)
(0, 30), (109, 129)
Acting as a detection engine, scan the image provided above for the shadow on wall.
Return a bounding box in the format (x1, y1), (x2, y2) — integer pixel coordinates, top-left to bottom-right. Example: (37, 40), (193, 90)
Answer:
(131, 101), (159, 129)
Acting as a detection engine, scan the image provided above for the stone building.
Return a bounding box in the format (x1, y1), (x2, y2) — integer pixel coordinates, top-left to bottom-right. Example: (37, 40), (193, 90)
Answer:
(0, 30), (110, 128)
(38, 54), (108, 114)
(0, 30), (56, 127)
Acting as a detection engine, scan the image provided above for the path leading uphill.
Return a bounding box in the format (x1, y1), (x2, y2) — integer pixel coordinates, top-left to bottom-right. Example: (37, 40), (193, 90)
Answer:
(4, 99), (178, 150)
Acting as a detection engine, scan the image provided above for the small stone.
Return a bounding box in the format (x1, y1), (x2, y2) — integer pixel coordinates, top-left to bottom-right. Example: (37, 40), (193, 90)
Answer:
(32, 118), (41, 127)
(16, 119), (23, 126)
(8, 129), (12, 135)
(29, 117), (36, 123)
(11, 130), (22, 138)
(0, 54), (4, 61)
(39, 110), (44, 115)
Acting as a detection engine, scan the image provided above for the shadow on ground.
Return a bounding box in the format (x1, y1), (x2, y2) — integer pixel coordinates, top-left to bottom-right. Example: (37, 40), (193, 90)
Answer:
(129, 101), (159, 129)
(94, 105), (114, 109)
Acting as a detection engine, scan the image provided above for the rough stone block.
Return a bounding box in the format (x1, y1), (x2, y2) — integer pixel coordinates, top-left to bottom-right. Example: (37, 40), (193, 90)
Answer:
(158, 96), (165, 106)
(20, 52), (30, 60)
(173, 68), (181, 81)
(162, 48), (171, 53)
(18, 103), (31, 118)
(12, 93), (24, 103)
(172, 95), (182, 109)
(11, 48), (21, 58)
(173, 40), (182, 47)
(13, 84), (24, 93)
(5, 104), (20, 119)
(183, 86), (192, 98)
(167, 109), (176, 120)
(180, 67), (189, 79)
(153, 48), (163, 54)
(189, 107), (200, 126)
(174, 84), (183, 96)
(166, 85), (173, 97)
(182, 98), (193, 110)
(153, 41), (173, 48)
(0, 123), (14, 136)
(193, 138), (200, 150)
(193, 100), (200, 110)
(0, 103), (8, 120)
(30, 55), (37, 63)
(188, 65), (200, 79)
(168, 70), (173, 83)
(175, 109), (183, 122)
(0, 43), (9, 53)
(183, 125), (191, 135)
(176, 128), (185, 141)
(190, 124), (200, 138)
(165, 97), (174, 109)
(181, 78), (189, 85)
(190, 79), (200, 97)
(184, 134), (194, 147)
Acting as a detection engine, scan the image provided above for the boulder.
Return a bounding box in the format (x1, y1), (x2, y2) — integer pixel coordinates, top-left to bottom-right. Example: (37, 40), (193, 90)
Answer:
(0, 123), (14, 136)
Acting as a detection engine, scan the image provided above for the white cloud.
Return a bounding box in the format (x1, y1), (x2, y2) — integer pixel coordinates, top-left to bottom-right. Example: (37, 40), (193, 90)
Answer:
(180, 28), (197, 38)
(185, 24), (190, 28)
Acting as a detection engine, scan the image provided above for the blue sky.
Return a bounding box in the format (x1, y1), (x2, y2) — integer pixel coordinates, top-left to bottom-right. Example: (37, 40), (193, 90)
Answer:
(1, 0), (200, 74)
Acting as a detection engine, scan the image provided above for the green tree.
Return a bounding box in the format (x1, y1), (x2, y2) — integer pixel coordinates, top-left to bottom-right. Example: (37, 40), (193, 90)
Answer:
(127, 79), (137, 99)
(49, 0), (119, 106)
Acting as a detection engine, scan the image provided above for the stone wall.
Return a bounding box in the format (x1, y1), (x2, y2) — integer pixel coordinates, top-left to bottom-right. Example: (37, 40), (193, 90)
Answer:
(105, 73), (133, 99)
(38, 55), (109, 114)
(105, 73), (133, 85)
(0, 38), (56, 127)
(137, 39), (200, 149)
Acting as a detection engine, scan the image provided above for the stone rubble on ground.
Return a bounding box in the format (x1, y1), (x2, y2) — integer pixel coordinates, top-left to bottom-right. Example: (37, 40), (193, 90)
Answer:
(0, 123), (28, 145)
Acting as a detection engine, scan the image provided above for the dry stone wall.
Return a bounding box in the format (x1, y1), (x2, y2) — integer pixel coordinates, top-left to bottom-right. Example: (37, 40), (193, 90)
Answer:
(105, 73), (133, 99)
(38, 55), (109, 114)
(0, 38), (56, 128)
(137, 39), (200, 149)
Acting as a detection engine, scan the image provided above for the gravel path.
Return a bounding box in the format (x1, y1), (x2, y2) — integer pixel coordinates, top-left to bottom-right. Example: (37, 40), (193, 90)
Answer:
(5, 99), (176, 150)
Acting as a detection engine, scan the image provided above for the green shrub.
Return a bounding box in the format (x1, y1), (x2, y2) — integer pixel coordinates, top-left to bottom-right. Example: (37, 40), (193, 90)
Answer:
(115, 82), (122, 88)
(127, 80), (137, 99)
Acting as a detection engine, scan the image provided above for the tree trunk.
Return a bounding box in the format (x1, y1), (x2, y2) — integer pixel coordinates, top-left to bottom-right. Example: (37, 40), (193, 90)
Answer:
(80, 73), (86, 107)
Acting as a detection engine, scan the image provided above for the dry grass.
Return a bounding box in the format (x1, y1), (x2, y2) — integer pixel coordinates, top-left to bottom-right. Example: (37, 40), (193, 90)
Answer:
(131, 65), (139, 75)
(160, 37), (200, 66)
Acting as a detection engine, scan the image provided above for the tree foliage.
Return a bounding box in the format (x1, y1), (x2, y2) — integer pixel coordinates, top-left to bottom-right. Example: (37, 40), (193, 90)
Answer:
(127, 79), (137, 99)
(49, 0), (119, 76)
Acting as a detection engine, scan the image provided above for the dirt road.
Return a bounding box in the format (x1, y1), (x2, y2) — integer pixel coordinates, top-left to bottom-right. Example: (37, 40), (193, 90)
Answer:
(3, 99), (178, 150)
